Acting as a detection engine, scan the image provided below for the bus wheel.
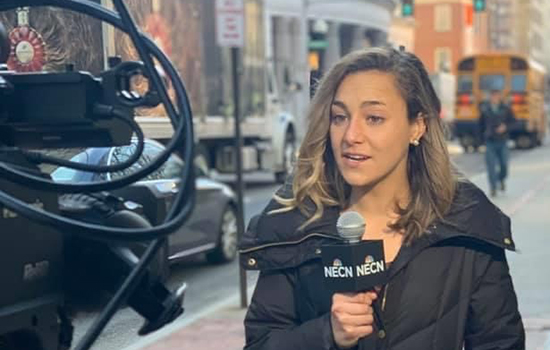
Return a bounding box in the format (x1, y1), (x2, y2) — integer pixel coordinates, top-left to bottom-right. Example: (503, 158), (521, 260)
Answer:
(515, 134), (534, 149)
(535, 133), (543, 146)
(460, 135), (475, 153)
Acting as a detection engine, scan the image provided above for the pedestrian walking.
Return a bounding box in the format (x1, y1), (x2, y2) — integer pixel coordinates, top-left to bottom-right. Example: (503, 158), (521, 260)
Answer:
(478, 89), (516, 197)
(240, 47), (524, 350)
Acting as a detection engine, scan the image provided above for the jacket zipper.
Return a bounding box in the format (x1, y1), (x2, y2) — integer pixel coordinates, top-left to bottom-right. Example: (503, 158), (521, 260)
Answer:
(238, 233), (343, 254)
(382, 283), (389, 311)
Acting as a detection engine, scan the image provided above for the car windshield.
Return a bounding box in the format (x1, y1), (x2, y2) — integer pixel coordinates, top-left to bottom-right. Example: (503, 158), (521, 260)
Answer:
(50, 141), (185, 183)
(50, 151), (92, 182)
(109, 142), (184, 181)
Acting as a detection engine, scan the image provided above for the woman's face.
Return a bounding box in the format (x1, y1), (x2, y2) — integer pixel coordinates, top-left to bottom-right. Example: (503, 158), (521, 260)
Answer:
(329, 70), (425, 188)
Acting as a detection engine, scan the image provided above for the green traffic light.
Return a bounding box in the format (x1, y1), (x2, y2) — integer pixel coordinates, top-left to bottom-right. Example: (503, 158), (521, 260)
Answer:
(474, 0), (485, 11)
(402, 4), (413, 16)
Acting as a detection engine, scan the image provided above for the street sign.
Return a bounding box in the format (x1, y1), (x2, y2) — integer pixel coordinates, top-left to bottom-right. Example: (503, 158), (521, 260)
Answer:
(308, 40), (329, 50)
(216, 0), (245, 48)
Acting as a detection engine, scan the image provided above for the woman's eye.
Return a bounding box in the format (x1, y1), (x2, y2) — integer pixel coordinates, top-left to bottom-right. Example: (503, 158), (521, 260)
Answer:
(366, 115), (384, 125)
(331, 114), (347, 124)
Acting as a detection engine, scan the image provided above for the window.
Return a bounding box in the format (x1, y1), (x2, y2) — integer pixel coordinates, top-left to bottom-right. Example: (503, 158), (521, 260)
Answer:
(434, 47), (452, 72)
(479, 74), (505, 91)
(50, 151), (92, 182)
(458, 58), (475, 71)
(511, 75), (527, 92)
(457, 75), (473, 93)
(434, 5), (452, 32)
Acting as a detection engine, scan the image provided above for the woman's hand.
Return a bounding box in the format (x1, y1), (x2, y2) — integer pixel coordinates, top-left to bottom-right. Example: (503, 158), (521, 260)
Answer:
(330, 291), (377, 349)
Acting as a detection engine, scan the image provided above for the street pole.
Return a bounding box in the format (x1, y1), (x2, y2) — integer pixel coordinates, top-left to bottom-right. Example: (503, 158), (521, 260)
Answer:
(215, 0), (247, 309)
(231, 46), (247, 309)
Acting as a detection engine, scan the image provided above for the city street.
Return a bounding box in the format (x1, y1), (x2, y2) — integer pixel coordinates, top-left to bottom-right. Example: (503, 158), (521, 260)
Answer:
(2, 1), (550, 350)
(69, 141), (550, 350)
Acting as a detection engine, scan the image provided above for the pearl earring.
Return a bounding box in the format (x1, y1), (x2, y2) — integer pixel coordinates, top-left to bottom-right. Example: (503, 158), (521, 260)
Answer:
(411, 139), (420, 146)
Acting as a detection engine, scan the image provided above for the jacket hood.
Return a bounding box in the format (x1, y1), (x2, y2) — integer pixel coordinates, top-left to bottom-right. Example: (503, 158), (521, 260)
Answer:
(239, 180), (516, 271)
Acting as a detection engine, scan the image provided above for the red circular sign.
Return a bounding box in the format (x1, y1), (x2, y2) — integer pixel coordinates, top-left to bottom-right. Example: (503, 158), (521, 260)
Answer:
(145, 13), (172, 57)
(7, 25), (46, 72)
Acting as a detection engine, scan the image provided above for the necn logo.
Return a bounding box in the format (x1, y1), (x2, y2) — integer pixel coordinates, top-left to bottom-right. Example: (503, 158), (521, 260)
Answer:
(324, 258), (353, 278)
(356, 255), (384, 277)
(324, 256), (385, 279)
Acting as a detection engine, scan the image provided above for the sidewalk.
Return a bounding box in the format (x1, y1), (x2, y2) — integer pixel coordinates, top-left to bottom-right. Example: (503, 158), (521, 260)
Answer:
(125, 143), (550, 350)
(467, 144), (550, 350)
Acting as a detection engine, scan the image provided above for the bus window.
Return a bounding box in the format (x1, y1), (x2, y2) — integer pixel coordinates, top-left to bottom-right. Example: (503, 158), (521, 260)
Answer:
(458, 58), (475, 71)
(457, 75), (473, 92)
(479, 74), (505, 91)
(511, 75), (527, 92)
(511, 58), (528, 70)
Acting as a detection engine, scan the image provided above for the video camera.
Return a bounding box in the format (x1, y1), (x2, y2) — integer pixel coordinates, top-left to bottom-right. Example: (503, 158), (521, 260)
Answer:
(0, 1), (195, 349)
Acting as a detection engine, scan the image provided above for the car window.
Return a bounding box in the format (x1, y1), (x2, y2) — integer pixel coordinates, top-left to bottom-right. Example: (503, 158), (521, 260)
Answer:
(109, 141), (183, 181)
(50, 151), (90, 182)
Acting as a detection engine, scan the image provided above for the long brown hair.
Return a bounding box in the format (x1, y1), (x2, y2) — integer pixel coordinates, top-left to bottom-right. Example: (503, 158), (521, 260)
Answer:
(274, 47), (457, 244)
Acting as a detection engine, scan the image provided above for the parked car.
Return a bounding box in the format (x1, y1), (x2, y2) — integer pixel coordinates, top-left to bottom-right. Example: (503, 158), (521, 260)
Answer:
(51, 139), (238, 272)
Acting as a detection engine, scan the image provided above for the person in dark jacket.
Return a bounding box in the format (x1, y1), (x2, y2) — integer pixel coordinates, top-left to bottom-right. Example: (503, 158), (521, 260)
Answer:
(239, 47), (524, 350)
(478, 89), (516, 197)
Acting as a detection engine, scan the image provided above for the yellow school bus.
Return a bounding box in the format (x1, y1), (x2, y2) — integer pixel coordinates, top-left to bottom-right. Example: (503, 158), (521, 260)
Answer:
(454, 53), (547, 150)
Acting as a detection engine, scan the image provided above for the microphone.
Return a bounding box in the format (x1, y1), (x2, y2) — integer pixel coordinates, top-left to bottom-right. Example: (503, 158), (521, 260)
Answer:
(321, 211), (388, 329)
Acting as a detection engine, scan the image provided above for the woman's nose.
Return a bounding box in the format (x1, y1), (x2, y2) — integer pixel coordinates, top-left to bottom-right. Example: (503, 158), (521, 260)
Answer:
(343, 116), (366, 144)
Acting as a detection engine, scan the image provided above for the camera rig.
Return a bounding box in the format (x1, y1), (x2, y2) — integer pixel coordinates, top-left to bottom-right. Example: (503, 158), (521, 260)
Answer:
(0, 1), (195, 349)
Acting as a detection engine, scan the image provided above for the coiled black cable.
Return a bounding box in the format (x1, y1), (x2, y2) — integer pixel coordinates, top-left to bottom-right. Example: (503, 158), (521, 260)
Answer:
(0, 0), (196, 242)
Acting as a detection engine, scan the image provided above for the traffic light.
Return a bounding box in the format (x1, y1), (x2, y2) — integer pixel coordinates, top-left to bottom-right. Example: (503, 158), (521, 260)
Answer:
(402, 0), (414, 17)
(473, 0), (485, 12)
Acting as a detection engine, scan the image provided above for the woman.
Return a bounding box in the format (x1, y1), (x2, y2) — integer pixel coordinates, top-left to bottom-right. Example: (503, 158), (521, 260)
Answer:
(239, 47), (524, 350)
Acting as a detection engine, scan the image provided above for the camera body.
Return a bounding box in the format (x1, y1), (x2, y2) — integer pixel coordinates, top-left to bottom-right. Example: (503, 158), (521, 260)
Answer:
(0, 1), (193, 347)
(0, 152), (65, 349)
(0, 59), (180, 350)
(0, 64), (144, 149)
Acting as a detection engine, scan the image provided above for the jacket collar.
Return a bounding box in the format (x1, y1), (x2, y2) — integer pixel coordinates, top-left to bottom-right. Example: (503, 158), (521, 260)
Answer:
(239, 181), (516, 272)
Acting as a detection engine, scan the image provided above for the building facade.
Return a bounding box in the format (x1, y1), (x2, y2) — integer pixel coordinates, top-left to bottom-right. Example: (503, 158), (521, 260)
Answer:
(512, 0), (545, 64)
(543, 0), (550, 75)
(264, 0), (397, 140)
(413, 0), (489, 74)
(487, 0), (514, 51)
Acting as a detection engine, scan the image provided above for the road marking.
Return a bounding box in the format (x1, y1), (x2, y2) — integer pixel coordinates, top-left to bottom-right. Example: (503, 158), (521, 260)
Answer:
(505, 176), (550, 216)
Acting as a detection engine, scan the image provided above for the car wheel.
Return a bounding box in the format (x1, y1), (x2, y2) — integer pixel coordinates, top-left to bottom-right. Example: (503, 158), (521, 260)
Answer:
(206, 206), (238, 264)
(515, 134), (534, 149)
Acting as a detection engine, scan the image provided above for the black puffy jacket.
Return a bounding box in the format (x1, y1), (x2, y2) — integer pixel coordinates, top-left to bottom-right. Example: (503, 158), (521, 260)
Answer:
(478, 101), (516, 142)
(239, 181), (525, 350)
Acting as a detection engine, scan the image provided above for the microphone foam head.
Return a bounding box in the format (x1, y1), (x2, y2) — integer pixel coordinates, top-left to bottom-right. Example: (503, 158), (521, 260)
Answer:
(336, 211), (365, 243)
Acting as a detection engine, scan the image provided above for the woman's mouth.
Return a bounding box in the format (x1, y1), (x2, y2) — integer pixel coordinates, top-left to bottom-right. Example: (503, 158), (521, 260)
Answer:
(342, 153), (371, 166)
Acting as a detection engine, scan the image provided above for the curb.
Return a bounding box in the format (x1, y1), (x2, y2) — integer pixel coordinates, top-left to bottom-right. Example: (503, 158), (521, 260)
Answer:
(123, 284), (255, 350)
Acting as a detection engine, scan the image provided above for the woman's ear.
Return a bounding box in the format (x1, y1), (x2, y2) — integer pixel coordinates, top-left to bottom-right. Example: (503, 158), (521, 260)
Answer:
(411, 113), (427, 143)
